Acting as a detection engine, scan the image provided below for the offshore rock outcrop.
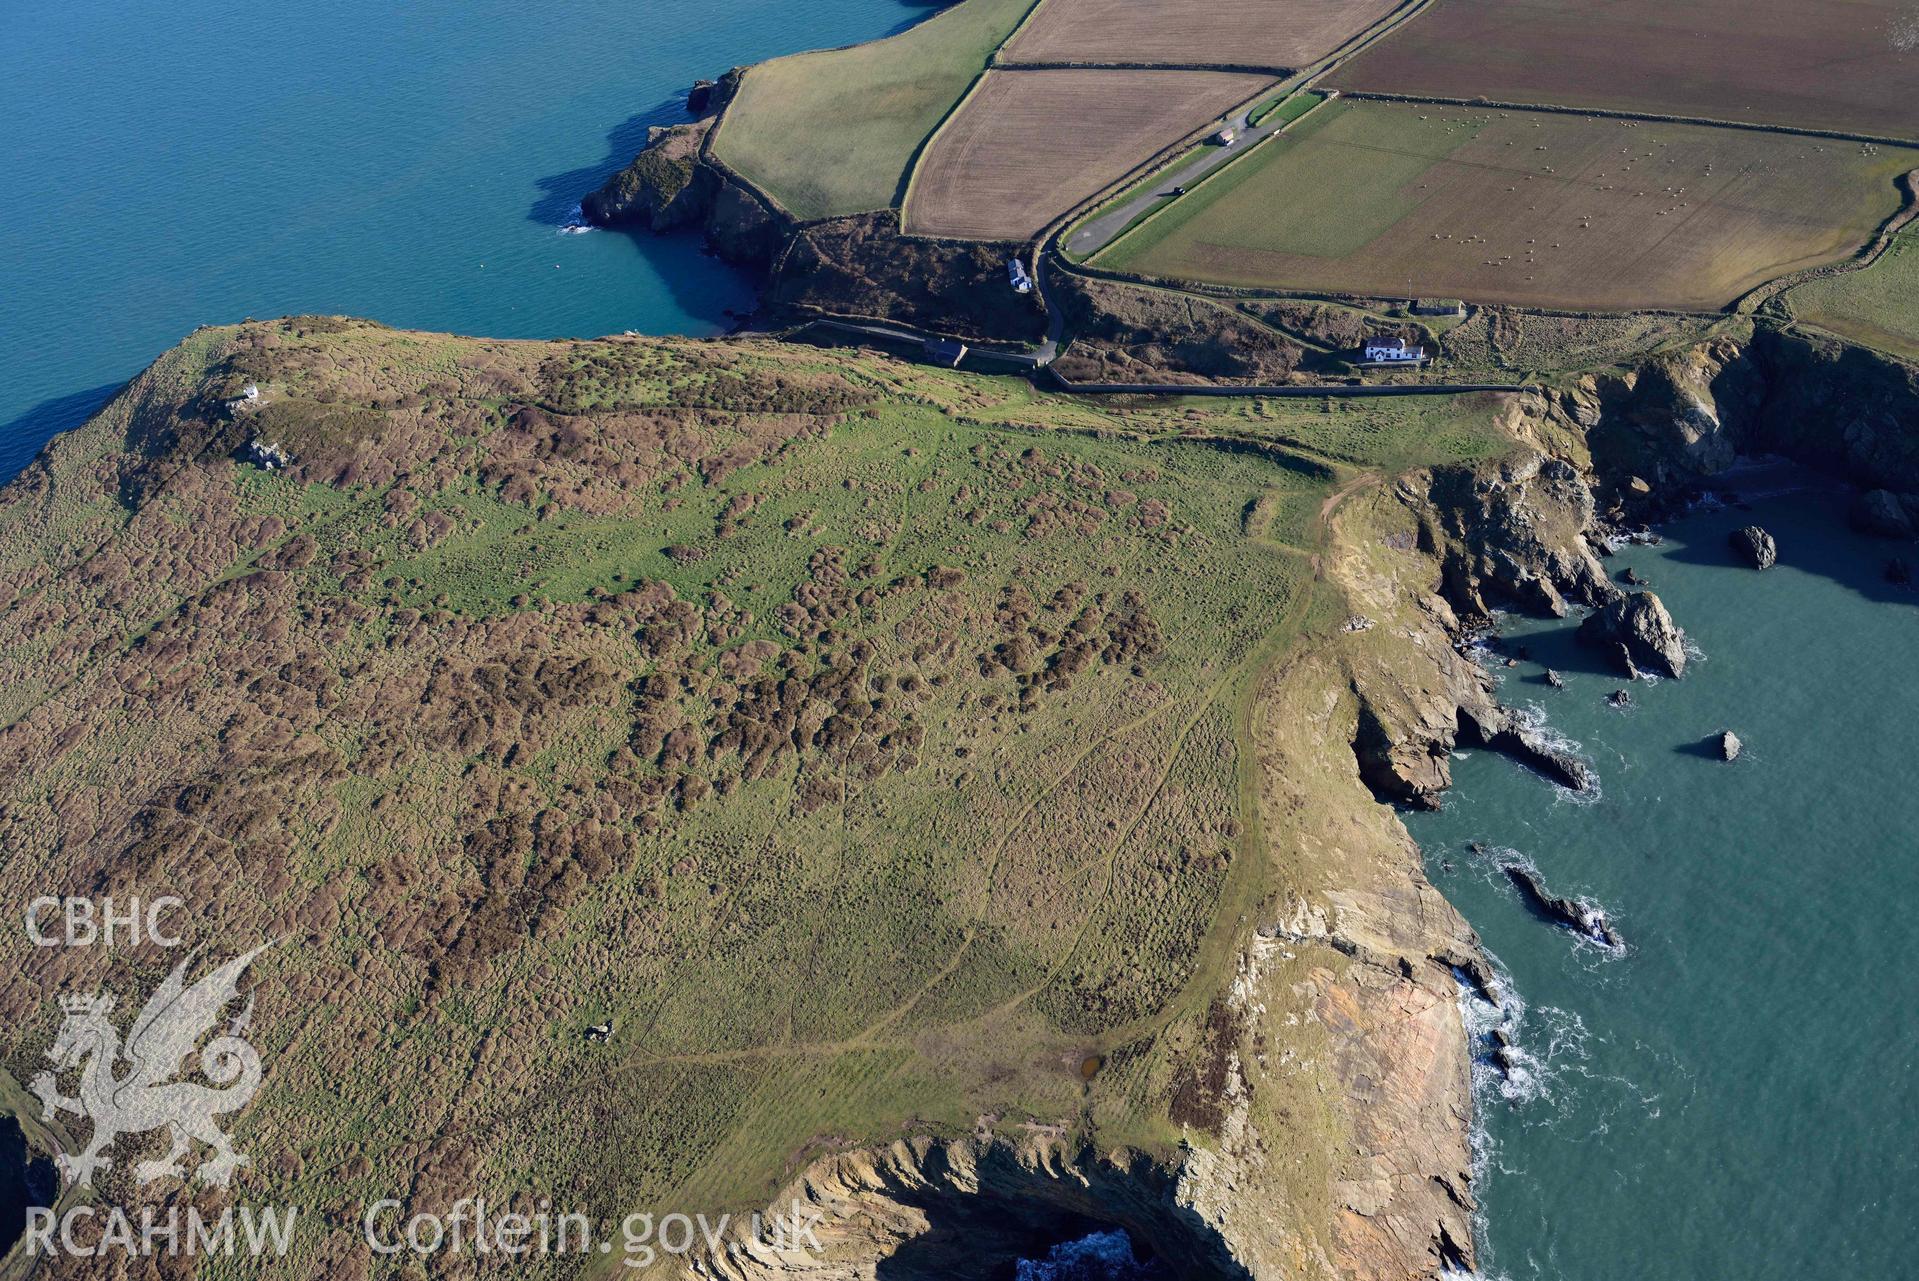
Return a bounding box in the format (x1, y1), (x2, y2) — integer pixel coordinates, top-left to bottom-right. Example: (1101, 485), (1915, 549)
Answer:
(1501, 864), (1625, 952)
(1729, 524), (1777, 569)
(1577, 592), (1687, 678)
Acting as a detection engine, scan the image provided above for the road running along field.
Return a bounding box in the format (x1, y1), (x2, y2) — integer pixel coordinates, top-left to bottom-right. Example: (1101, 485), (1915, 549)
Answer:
(904, 68), (1277, 240)
(1786, 230), (1919, 361)
(1000, 0), (1404, 72)
(1094, 99), (1919, 311)
(710, 0), (1036, 221)
(1323, 0), (1919, 142)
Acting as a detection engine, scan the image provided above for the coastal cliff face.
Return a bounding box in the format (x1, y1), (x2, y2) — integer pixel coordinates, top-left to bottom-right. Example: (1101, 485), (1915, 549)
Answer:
(580, 87), (1046, 342)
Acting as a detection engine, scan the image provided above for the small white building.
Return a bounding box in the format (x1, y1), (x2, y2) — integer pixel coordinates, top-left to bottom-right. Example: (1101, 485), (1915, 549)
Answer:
(1215, 125), (1239, 145)
(1007, 258), (1034, 294)
(1362, 337), (1427, 365)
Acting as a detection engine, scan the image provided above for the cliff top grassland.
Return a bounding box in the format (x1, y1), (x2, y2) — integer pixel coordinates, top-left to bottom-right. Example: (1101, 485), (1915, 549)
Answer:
(1785, 229), (1919, 362)
(0, 319), (1514, 1276)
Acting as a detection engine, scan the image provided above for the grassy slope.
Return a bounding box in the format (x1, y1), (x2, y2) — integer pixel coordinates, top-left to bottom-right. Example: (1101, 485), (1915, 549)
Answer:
(711, 0), (1035, 221)
(1786, 231), (1919, 361)
(1096, 99), (1917, 310)
(0, 321), (1513, 1275)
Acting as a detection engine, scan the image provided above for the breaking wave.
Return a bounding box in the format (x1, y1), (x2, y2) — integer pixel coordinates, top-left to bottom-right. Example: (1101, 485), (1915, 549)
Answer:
(1015, 1230), (1169, 1281)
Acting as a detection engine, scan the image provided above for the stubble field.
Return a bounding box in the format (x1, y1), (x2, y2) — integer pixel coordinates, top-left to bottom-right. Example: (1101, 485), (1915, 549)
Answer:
(1323, 0), (1919, 141)
(1001, 0), (1405, 71)
(1097, 100), (1919, 310)
(904, 68), (1276, 240)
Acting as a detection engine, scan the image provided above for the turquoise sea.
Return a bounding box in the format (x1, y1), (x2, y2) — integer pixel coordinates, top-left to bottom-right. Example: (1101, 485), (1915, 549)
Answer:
(0, 0), (926, 479)
(1409, 470), (1919, 1279)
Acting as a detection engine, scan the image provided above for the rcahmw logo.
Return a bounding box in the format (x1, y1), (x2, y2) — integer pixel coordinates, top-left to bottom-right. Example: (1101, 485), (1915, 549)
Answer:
(32, 942), (272, 1189)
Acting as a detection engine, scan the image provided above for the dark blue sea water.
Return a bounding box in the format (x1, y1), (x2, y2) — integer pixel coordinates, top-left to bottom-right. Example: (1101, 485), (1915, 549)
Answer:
(0, 0), (926, 479)
(1409, 470), (1919, 1280)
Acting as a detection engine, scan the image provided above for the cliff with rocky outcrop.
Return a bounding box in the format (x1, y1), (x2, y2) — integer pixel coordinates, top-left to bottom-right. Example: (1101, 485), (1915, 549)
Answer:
(580, 79), (1046, 341)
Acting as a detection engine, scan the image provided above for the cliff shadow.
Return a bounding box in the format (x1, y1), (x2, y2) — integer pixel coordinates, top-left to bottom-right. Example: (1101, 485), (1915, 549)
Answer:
(1674, 735), (1733, 760)
(1477, 619), (1626, 681)
(528, 95), (691, 228)
(1644, 490), (1919, 613)
(0, 381), (124, 482)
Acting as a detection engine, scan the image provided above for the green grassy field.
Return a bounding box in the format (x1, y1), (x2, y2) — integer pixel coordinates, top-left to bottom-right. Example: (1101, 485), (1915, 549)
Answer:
(710, 0), (1036, 220)
(1095, 99), (1918, 310)
(1786, 231), (1919, 361)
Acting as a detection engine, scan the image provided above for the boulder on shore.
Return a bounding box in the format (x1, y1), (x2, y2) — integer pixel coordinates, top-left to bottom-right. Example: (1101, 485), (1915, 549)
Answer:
(1729, 524), (1776, 570)
(1719, 730), (1742, 761)
(1577, 591), (1687, 678)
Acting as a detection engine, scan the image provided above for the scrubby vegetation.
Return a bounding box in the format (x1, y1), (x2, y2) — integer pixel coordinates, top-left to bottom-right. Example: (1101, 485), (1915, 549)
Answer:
(0, 320), (1513, 1275)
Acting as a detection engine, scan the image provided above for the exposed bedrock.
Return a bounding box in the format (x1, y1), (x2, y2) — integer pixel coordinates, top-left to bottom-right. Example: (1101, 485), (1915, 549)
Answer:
(1423, 452), (1618, 619)
(1851, 488), (1919, 539)
(1557, 327), (1919, 502)
(1729, 524), (1777, 569)
(703, 1136), (1252, 1281)
(1500, 864), (1624, 952)
(1577, 591), (1687, 679)
(581, 119), (720, 231)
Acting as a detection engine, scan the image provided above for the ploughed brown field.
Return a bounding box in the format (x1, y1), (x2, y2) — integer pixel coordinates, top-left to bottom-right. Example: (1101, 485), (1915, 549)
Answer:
(1324, 0), (1919, 141)
(1097, 100), (1919, 311)
(905, 68), (1276, 240)
(1001, 0), (1405, 71)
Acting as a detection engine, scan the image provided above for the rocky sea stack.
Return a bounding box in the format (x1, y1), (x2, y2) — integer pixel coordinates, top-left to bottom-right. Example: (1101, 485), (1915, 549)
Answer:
(1577, 591), (1688, 678)
(1730, 524), (1777, 569)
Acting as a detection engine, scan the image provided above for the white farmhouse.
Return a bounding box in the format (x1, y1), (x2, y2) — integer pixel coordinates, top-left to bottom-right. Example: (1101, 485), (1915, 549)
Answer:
(1361, 337), (1426, 365)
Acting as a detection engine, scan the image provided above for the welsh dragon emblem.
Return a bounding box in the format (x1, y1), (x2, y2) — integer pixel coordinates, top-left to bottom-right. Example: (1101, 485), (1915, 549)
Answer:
(30, 943), (271, 1188)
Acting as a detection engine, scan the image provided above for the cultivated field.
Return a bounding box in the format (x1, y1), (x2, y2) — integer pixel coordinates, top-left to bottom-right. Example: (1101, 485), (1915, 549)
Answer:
(1002, 0), (1403, 71)
(1097, 100), (1919, 311)
(711, 0), (1036, 220)
(905, 68), (1276, 240)
(1788, 230), (1919, 359)
(1324, 0), (1919, 141)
